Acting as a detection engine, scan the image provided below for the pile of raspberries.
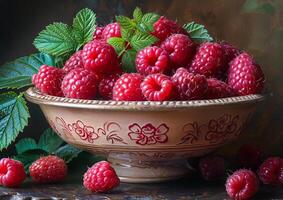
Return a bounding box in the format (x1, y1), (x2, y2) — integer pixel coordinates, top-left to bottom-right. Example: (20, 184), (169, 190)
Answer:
(32, 16), (265, 101)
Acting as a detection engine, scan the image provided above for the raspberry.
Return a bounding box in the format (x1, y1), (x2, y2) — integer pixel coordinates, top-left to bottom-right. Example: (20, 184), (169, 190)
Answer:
(172, 68), (207, 100)
(228, 53), (265, 95)
(102, 22), (121, 41)
(113, 73), (144, 101)
(63, 50), (84, 73)
(0, 158), (26, 187)
(32, 65), (65, 96)
(226, 169), (259, 200)
(99, 74), (120, 100)
(237, 144), (262, 169)
(152, 16), (187, 44)
(258, 157), (283, 185)
(83, 161), (120, 192)
(141, 74), (173, 101)
(29, 155), (67, 183)
(221, 42), (241, 67)
(161, 34), (195, 69)
(93, 26), (104, 39)
(189, 42), (224, 78)
(61, 68), (98, 99)
(82, 40), (120, 75)
(199, 156), (225, 181)
(136, 46), (170, 75)
(206, 78), (235, 99)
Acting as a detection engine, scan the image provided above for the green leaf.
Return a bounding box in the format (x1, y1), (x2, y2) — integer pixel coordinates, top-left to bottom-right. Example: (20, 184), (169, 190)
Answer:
(121, 49), (137, 73)
(55, 144), (82, 163)
(141, 13), (159, 31)
(116, 15), (136, 31)
(183, 22), (213, 42)
(242, 0), (275, 15)
(0, 92), (30, 151)
(107, 37), (126, 55)
(130, 31), (157, 51)
(73, 8), (96, 47)
(15, 138), (38, 154)
(0, 53), (55, 89)
(121, 27), (135, 41)
(38, 128), (63, 153)
(33, 22), (77, 57)
(133, 7), (143, 23)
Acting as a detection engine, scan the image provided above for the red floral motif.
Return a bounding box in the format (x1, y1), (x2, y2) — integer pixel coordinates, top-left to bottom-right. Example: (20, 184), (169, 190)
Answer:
(128, 123), (169, 145)
(55, 117), (74, 139)
(179, 122), (202, 144)
(97, 122), (127, 144)
(72, 120), (99, 143)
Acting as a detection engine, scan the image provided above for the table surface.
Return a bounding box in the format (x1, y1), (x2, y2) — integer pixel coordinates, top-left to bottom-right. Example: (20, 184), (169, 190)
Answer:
(0, 176), (283, 200)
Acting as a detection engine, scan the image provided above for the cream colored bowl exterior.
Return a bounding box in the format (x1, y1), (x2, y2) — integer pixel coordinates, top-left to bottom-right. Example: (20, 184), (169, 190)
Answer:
(25, 88), (264, 183)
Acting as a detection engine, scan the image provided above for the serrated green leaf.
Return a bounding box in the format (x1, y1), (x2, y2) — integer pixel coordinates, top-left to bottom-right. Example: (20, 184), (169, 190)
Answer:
(121, 27), (135, 41)
(130, 31), (157, 51)
(0, 93), (30, 151)
(107, 37), (126, 55)
(121, 49), (137, 73)
(0, 53), (55, 89)
(38, 128), (63, 153)
(133, 7), (143, 23)
(116, 15), (136, 31)
(34, 22), (77, 57)
(141, 13), (160, 31)
(55, 144), (82, 163)
(15, 138), (38, 154)
(183, 22), (213, 42)
(73, 8), (96, 47)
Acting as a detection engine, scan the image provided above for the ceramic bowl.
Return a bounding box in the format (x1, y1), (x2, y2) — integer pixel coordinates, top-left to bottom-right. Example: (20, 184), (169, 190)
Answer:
(25, 87), (264, 183)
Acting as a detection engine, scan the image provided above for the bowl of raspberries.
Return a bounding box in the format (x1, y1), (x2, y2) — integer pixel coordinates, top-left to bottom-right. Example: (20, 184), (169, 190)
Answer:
(25, 8), (265, 183)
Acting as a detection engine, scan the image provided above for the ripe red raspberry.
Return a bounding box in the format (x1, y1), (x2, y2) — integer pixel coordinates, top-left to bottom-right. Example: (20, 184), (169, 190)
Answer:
(82, 40), (120, 75)
(63, 50), (84, 73)
(206, 78), (235, 99)
(199, 156), (225, 181)
(136, 46), (170, 75)
(102, 22), (121, 41)
(172, 68), (207, 100)
(32, 65), (65, 96)
(161, 34), (195, 69)
(93, 26), (104, 39)
(113, 73), (144, 101)
(83, 161), (120, 192)
(99, 74), (120, 100)
(0, 158), (26, 187)
(29, 155), (67, 183)
(226, 169), (259, 200)
(237, 144), (262, 169)
(228, 53), (265, 95)
(152, 16), (187, 44)
(221, 42), (241, 66)
(189, 42), (224, 78)
(141, 74), (173, 101)
(257, 157), (283, 185)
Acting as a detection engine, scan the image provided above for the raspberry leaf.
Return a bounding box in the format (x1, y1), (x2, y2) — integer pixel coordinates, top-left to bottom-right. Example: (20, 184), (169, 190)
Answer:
(72, 8), (96, 48)
(121, 49), (137, 73)
(55, 144), (82, 163)
(183, 22), (213, 42)
(107, 37), (126, 55)
(0, 53), (55, 89)
(133, 7), (143, 23)
(0, 92), (30, 151)
(15, 138), (38, 154)
(116, 15), (136, 31)
(130, 31), (157, 51)
(141, 13), (159, 31)
(38, 128), (64, 153)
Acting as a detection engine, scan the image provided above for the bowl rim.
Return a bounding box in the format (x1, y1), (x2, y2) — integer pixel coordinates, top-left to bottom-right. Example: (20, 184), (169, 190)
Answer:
(25, 87), (265, 111)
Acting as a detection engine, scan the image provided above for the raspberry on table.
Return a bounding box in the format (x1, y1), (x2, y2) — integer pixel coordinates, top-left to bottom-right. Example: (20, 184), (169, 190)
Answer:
(226, 169), (259, 200)
(199, 156), (225, 181)
(228, 52), (265, 95)
(99, 74), (120, 100)
(32, 65), (65, 96)
(161, 34), (195, 69)
(102, 22), (121, 41)
(257, 157), (283, 185)
(83, 161), (120, 193)
(172, 67), (208, 100)
(0, 158), (26, 188)
(93, 26), (104, 40)
(112, 73), (145, 101)
(63, 50), (84, 73)
(136, 46), (170, 75)
(221, 41), (241, 67)
(82, 40), (120, 75)
(237, 143), (262, 169)
(61, 68), (98, 100)
(206, 78), (235, 99)
(141, 74), (173, 101)
(189, 42), (224, 78)
(29, 155), (67, 183)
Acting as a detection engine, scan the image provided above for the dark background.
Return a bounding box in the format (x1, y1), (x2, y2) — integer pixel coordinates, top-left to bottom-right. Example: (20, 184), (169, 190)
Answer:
(0, 0), (282, 155)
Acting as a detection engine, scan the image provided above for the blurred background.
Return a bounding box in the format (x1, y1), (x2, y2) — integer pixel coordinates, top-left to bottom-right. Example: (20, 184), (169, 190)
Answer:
(0, 0), (282, 156)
